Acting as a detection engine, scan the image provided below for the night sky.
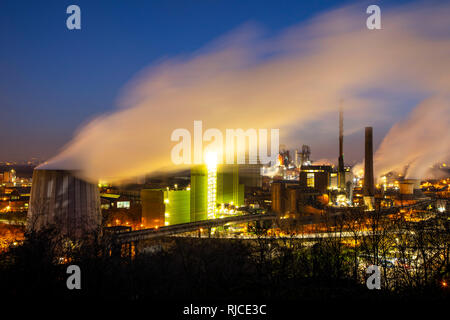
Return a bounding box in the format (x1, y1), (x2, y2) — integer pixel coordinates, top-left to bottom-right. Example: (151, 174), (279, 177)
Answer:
(0, 0), (418, 163)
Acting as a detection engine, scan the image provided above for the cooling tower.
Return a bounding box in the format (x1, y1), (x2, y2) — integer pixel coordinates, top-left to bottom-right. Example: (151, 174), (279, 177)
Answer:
(399, 181), (414, 195)
(27, 169), (102, 239)
(399, 179), (421, 196)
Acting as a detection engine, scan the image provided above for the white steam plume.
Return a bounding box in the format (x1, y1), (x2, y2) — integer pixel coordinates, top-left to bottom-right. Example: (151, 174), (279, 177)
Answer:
(374, 96), (450, 179)
(39, 2), (450, 183)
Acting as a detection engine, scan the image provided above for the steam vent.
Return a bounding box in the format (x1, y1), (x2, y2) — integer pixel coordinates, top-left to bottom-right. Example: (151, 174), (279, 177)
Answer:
(27, 169), (102, 239)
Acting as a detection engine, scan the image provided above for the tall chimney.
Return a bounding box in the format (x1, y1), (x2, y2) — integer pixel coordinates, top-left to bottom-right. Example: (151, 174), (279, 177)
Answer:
(363, 127), (375, 197)
(338, 104), (345, 191)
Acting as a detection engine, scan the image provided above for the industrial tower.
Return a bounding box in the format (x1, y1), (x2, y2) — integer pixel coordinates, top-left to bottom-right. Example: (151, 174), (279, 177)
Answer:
(338, 103), (346, 191)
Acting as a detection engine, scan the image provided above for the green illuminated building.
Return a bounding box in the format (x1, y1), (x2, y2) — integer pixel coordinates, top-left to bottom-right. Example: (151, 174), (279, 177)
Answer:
(217, 164), (244, 206)
(190, 165), (208, 222)
(140, 164), (245, 227)
(164, 190), (190, 225)
(189, 164), (244, 221)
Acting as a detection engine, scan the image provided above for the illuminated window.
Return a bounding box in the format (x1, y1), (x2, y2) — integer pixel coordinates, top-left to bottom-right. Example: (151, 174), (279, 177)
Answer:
(117, 201), (130, 209)
(307, 173), (315, 188)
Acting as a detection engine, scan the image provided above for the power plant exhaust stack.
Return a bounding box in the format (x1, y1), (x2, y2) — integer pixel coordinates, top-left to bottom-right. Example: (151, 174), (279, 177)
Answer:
(27, 169), (102, 239)
(363, 127), (375, 210)
(338, 104), (345, 191)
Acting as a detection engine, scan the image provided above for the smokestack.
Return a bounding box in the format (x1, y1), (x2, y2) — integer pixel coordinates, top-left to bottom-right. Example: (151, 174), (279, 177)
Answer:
(27, 169), (102, 239)
(338, 103), (345, 191)
(363, 127), (375, 197)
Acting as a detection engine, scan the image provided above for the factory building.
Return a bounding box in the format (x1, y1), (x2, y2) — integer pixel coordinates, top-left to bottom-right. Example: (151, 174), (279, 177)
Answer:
(329, 168), (353, 190)
(0, 186), (30, 212)
(141, 188), (191, 228)
(238, 164), (262, 188)
(1, 169), (16, 184)
(140, 189), (165, 227)
(299, 165), (332, 194)
(217, 164), (244, 206)
(271, 180), (323, 216)
(140, 164), (244, 228)
(237, 153), (263, 188)
(193, 163), (244, 218)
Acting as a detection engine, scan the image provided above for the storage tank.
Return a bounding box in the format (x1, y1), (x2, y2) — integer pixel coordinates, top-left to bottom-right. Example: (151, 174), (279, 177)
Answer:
(27, 169), (102, 239)
(164, 189), (190, 225)
(190, 165), (208, 222)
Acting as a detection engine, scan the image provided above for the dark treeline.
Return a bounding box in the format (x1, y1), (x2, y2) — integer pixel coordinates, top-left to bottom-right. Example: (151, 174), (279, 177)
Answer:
(1, 207), (449, 302)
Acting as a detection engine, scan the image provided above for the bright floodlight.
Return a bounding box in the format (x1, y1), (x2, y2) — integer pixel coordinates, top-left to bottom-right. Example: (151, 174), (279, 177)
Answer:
(204, 151), (218, 168)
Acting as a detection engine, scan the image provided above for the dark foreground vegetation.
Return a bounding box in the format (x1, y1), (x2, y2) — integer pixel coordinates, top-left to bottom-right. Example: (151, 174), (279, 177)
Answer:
(1, 216), (449, 303)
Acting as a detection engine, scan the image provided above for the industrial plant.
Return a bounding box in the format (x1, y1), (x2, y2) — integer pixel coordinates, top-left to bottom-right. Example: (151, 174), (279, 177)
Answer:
(1, 103), (444, 305)
(1, 0), (449, 309)
(13, 106), (446, 247)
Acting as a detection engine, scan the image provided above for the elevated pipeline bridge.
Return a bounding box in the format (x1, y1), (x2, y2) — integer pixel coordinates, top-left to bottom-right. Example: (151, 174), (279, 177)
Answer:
(114, 212), (277, 244)
(112, 198), (437, 245)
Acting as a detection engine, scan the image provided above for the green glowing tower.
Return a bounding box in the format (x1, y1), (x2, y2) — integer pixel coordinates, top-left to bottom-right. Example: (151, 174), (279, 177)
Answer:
(164, 190), (190, 225)
(190, 165), (208, 222)
(217, 164), (244, 206)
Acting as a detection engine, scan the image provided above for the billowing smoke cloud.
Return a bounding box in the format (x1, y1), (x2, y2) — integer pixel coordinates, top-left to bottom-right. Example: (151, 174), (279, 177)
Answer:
(374, 96), (450, 179)
(39, 2), (450, 183)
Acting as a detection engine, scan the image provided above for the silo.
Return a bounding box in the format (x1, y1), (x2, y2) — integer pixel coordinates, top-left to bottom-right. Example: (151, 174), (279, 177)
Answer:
(27, 169), (102, 239)
(190, 165), (207, 222)
(164, 189), (190, 225)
